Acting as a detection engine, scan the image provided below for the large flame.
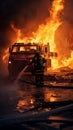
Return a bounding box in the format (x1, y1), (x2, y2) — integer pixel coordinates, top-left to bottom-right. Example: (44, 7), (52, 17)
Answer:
(32, 0), (64, 51)
(11, 0), (64, 70)
(3, 0), (73, 70)
(11, 0), (64, 52)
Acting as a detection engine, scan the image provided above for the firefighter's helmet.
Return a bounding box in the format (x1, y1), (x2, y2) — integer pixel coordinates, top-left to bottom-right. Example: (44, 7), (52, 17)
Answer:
(35, 50), (40, 57)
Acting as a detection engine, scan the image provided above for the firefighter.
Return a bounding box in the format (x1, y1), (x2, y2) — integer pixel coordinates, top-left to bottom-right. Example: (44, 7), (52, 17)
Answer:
(30, 51), (46, 87)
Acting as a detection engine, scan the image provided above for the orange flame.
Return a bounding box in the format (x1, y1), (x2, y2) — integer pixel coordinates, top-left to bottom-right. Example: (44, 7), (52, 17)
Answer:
(32, 0), (64, 51)
(31, 0), (64, 69)
(11, 0), (64, 52)
(2, 48), (9, 64)
(11, 23), (33, 43)
(62, 51), (73, 69)
(9, 0), (64, 70)
(16, 98), (35, 113)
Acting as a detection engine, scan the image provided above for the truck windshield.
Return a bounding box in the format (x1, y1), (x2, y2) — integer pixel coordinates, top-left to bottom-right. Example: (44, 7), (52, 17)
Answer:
(19, 46), (25, 52)
(12, 45), (38, 53)
(19, 45), (38, 53)
(12, 46), (18, 52)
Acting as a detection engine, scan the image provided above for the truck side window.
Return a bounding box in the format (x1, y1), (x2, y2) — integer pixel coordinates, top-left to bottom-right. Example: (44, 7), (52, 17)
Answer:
(12, 47), (18, 52)
(45, 47), (47, 53)
(20, 46), (25, 52)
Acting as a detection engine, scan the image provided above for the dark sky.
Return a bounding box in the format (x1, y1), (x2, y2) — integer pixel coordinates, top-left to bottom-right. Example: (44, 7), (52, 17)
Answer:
(0, 0), (49, 28)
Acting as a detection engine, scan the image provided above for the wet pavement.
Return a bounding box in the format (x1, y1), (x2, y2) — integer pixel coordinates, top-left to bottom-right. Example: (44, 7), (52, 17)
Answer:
(0, 68), (73, 130)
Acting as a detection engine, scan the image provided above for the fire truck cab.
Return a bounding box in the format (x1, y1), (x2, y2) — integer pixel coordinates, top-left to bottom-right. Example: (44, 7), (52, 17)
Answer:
(8, 42), (51, 77)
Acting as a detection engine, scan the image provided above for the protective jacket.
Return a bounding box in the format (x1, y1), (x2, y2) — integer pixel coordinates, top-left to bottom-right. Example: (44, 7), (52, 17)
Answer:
(31, 54), (46, 73)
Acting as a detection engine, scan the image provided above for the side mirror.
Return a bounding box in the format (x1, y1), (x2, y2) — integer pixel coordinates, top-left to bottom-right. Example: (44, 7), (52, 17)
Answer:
(9, 48), (11, 53)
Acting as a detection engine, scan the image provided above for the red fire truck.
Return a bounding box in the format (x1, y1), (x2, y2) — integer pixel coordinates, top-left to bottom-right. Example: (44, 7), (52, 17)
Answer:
(8, 42), (52, 77)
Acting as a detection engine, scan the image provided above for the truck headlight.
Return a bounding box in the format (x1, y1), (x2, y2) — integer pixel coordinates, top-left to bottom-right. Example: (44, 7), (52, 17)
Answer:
(30, 59), (32, 62)
(9, 61), (12, 64)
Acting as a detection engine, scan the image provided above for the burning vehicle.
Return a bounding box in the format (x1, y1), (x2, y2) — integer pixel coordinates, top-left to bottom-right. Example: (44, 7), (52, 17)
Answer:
(8, 42), (52, 77)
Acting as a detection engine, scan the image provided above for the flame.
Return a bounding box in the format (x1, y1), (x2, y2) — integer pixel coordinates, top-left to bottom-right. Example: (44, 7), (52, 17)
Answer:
(2, 48), (9, 64)
(10, 0), (64, 52)
(16, 98), (35, 113)
(31, 0), (64, 69)
(9, 0), (64, 70)
(4, 0), (73, 70)
(11, 23), (33, 43)
(32, 0), (64, 51)
(62, 51), (73, 69)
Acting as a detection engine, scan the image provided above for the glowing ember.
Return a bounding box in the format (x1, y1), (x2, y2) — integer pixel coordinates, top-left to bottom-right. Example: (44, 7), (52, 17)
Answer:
(16, 98), (35, 113)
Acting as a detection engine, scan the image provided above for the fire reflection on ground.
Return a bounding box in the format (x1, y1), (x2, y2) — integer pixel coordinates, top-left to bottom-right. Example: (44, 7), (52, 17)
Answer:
(0, 69), (73, 115)
(16, 82), (73, 113)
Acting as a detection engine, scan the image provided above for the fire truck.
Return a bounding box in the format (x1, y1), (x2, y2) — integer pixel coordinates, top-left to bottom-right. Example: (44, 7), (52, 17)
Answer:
(8, 42), (52, 77)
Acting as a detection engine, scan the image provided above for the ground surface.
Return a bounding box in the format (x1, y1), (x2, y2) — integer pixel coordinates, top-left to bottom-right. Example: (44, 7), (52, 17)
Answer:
(0, 67), (73, 130)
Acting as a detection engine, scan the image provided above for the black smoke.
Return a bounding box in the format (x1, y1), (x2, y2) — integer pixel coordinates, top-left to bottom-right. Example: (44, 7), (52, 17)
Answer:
(0, 0), (51, 49)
